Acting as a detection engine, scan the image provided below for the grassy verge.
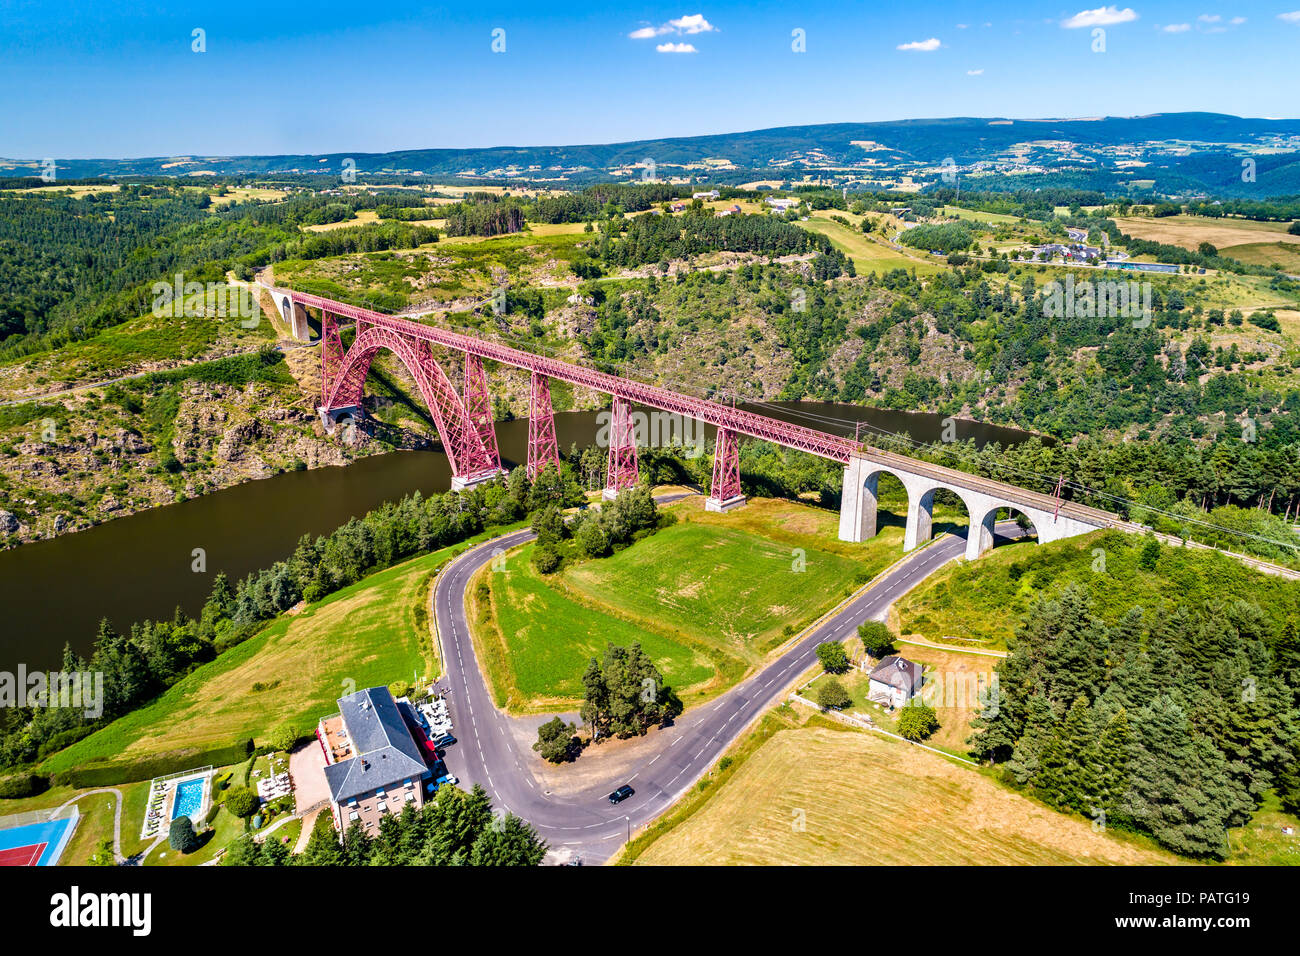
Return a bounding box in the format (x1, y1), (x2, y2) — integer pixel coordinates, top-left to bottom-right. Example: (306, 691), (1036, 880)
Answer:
(41, 527), (519, 775)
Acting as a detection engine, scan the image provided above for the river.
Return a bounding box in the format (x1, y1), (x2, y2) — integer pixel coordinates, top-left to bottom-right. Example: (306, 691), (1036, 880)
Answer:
(0, 403), (1040, 670)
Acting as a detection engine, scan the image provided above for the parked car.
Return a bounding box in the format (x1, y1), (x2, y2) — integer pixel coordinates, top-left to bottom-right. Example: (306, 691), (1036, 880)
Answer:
(433, 733), (457, 748)
(607, 785), (634, 804)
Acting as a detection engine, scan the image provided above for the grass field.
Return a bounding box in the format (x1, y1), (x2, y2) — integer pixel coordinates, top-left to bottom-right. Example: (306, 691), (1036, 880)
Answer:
(942, 204), (1022, 225)
(303, 209), (380, 232)
(631, 723), (1176, 865)
(475, 544), (715, 710)
(472, 497), (915, 711)
(0, 778), (154, 865)
(797, 215), (945, 275)
(39, 532), (504, 774)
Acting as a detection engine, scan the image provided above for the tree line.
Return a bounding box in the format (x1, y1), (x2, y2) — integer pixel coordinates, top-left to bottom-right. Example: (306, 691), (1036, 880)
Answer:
(0, 468), (572, 772)
(224, 783), (546, 866)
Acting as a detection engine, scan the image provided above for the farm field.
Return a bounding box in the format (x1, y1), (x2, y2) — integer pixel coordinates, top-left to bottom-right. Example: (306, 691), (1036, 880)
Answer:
(941, 204), (1022, 224)
(1219, 241), (1300, 273)
(37, 531), (506, 775)
(1113, 214), (1300, 252)
(472, 497), (926, 711)
(631, 724), (1177, 865)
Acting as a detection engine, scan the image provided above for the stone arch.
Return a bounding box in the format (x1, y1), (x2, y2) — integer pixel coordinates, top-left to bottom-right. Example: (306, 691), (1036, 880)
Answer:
(966, 503), (1041, 561)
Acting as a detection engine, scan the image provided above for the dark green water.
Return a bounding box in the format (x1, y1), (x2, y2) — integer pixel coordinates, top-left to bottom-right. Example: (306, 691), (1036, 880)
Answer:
(0, 403), (1038, 670)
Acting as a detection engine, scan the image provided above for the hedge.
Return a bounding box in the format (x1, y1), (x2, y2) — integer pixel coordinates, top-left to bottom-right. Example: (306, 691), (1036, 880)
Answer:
(0, 772), (50, 799)
(49, 738), (253, 789)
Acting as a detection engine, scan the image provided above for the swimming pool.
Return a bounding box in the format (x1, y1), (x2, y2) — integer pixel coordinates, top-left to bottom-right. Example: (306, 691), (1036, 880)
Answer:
(171, 777), (207, 821)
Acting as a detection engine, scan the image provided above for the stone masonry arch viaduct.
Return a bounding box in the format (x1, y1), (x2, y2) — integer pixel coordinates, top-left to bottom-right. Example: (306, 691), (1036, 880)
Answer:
(263, 284), (1126, 557)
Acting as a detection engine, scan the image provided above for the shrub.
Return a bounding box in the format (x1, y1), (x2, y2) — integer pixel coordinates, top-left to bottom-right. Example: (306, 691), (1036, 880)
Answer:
(897, 704), (940, 741)
(169, 816), (200, 853)
(88, 838), (115, 866)
(816, 678), (852, 711)
(266, 723), (301, 753)
(816, 641), (851, 674)
(224, 785), (260, 819)
(532, 545), (561, 574)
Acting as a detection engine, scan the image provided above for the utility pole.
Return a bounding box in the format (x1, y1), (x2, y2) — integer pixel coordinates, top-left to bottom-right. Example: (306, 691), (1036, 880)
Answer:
(1053, 474), (1065, 522)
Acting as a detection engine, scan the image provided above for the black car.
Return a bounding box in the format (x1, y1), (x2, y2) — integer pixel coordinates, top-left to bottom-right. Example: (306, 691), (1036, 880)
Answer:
(607, 785), (634, 804)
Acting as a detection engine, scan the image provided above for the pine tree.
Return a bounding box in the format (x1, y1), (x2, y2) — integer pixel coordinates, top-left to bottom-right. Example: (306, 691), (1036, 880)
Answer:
(1007, 696), (1058, 787)
(1035, 696), (1094, 811)
(580, 657), (607, 738)
(341, 818), (370, 866)
(1124, 695), (1244, 858)
(468, 814), (548, 866)
(1091, 708), (1131, 819)
(299, 812), (343, 866)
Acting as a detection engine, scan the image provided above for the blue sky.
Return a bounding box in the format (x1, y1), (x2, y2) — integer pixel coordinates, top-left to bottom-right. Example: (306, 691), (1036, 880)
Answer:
(2, 1), (1299, 158)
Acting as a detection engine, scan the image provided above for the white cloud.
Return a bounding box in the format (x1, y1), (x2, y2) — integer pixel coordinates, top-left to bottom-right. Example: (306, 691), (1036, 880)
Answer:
(669, 14), (716, 34)
(1062, 6), (1139, 28)
(1198, 13), (1220, 23)
(630, 13), (717, 40)
(897, 37), (942, 51)
(1161, 22), (1190, 32)
(966, 69), (984, 76)
(1230, 16), (1246, 25)
(656, 42), (698, 53)
(1280, 11), (1300, 23)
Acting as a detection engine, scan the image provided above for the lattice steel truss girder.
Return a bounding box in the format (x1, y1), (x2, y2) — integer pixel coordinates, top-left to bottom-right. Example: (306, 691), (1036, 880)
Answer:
(710, 427), (742, 502)
(527, 372), (560, 480)
(463, 352), (501, 472)
(321, 322), (494, 479)
(286, 284), (1118, 527)
(606, 396), (639, 492)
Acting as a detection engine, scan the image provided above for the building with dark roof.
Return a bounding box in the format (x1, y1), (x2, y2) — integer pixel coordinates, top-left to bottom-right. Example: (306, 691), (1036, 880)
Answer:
(868, 655), (923, 708)
(318, 686), (431, 833)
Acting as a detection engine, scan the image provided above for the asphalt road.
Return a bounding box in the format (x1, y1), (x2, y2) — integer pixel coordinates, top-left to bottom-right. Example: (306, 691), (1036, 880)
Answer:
(432, 502), (1025, 864)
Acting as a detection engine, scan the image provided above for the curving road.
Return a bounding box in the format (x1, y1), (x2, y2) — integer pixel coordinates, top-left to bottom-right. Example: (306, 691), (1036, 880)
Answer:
(432, 503), (1025, 864)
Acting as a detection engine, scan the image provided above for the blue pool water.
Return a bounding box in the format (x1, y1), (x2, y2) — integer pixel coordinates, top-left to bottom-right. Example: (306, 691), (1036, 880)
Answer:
(171, 778), (206, 820)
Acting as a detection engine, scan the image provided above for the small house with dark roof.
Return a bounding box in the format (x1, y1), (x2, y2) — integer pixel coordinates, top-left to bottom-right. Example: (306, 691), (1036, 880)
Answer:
(318, 686), (431, 833)
(868, 655), (923, 708)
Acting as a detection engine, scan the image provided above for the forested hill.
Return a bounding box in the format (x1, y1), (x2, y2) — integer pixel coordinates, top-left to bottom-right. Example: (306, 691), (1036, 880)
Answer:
(6, 113), (1300, 195)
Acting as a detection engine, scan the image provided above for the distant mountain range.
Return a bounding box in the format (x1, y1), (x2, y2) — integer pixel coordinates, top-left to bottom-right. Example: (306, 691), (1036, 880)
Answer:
(6, 113), (1300, 197)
